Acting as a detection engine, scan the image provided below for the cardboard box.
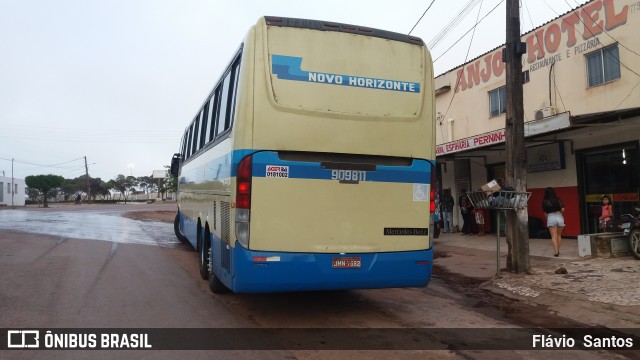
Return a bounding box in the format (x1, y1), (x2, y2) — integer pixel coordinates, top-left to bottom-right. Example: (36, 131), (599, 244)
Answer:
(481, 179), (501, 193)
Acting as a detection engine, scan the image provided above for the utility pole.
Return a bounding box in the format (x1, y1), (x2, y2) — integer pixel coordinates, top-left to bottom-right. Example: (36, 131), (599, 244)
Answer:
(505, 0), (530, 273)
(84, 156), (91, 203)
(11, 158), (14, 208)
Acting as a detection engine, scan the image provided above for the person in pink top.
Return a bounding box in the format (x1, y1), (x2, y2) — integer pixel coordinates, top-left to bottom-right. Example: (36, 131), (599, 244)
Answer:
(599, 195), (614, 230)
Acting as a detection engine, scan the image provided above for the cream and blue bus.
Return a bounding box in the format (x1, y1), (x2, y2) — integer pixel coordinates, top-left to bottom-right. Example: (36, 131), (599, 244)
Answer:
(170, 16), (436, 294)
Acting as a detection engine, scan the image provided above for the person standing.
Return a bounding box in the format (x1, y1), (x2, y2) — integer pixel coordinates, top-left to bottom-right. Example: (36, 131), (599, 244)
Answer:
(459, 189), (474, 235)
(441, 189), (455, 233)
(599, 195), (614, 230)
(542, 187), (565, 256)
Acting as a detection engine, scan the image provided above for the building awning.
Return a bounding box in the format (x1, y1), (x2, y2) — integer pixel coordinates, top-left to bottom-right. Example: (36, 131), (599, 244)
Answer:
(436, 112), (571, 157)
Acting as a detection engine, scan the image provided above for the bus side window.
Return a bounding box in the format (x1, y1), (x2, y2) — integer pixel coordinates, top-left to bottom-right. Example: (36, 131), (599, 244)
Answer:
(180, 133), (187, 160)
(191, 115), (201, 155)
(201, 101), (210, 147)
(186, 123), (194, 159)
(217, 71), (232, 136)
(209, 88), (220, 142)
(229, 60), (241, 127)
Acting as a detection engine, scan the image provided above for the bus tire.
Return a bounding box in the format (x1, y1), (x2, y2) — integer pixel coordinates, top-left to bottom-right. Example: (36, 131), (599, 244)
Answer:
(174, 212), (188, 243)
(208, 271), (230, 294)
(198, 226), (209, 280)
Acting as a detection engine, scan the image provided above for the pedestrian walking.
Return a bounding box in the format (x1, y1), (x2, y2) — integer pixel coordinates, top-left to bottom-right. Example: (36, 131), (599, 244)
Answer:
(542, 187), (565, 256)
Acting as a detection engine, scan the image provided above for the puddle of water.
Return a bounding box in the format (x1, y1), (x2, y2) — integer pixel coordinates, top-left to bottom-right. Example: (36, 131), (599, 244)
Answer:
(0, 210), (180, 248)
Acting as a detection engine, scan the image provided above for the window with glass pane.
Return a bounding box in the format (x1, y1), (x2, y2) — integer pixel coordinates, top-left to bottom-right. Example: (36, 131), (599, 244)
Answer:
(489, 86), (506, 117)
(586, 44), (620, 87)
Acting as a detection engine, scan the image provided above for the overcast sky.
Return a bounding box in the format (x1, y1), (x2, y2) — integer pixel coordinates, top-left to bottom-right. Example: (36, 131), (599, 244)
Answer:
(0, 0), (575, 182)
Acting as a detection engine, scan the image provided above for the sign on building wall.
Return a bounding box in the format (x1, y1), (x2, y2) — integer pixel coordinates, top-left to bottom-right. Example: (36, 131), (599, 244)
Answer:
(526, 142), (566, 173)
(435, 112), (571, 156)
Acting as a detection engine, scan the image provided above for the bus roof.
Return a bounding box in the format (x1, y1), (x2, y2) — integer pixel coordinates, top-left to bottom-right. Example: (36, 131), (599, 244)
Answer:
(264, 16), (424, 46)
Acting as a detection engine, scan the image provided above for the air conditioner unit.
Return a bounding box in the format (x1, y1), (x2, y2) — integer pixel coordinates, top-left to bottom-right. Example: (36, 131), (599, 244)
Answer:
(534, 106), (556, 120)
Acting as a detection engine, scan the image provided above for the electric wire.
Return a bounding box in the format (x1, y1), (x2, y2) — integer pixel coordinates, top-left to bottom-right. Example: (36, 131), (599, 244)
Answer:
(427, 0), (481, 49)
(566, 0), (640, 58)
(563, 0), (640, 109)
(556, 0), (640, 108)
(433, 0), (504, 64)
(408, 0), (437, 35)
(0, 156), (84, 169)
(440, 0), (485, 123)
(522, 0), (535, 33)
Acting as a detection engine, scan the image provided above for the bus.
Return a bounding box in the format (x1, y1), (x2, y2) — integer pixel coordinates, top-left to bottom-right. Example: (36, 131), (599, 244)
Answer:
(170, 16), (437, 294)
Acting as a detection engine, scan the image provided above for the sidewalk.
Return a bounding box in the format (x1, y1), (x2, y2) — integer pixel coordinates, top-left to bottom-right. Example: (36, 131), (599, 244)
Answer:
(434, 231), (640, 328)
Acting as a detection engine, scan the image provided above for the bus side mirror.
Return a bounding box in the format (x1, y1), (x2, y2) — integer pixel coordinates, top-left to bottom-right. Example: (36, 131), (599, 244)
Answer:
(170, 153), (181, 178)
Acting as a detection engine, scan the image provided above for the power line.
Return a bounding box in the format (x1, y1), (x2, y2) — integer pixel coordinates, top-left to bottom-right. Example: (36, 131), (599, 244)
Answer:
(428, 0), (481, 49)
(533, 0), (640, 111)
(565, 0), (640, 59)
(408, 0), (437, 35)
(440, 0), (486, 123)
(0, 156), (84, 169)
(0, 134), (176, 144)
(522, 0), (534, 33)
(433, 0), (504, 64)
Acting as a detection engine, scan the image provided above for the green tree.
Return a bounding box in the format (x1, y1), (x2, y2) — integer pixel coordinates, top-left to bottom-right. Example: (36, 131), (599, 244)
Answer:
(25, 174), (64, 208)
(111, 175), (127, 202)
(137, 175), (155, 197)
(90, 177), (109, 200)
(61, 178), (81, 201)
(164, 165), (177, 195)
(111, 174), (137, 203)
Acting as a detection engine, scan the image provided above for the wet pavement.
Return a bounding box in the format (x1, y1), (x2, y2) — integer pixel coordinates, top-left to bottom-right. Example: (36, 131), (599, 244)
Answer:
(2, 204), (639, 330)
(0, 205), (179, 248)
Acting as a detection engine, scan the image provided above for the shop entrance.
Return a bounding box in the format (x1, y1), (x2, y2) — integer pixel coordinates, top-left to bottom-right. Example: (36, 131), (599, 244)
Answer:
(576, 141), (640, 234)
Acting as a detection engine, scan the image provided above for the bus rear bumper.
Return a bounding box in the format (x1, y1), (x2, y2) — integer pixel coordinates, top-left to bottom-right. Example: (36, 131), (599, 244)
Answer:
(231, 243), (433, 293)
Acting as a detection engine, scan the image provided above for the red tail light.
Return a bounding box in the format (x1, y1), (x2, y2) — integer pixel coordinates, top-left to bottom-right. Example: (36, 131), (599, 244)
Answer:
(236, 156), (252, 209)
(430, 167), (436, 212)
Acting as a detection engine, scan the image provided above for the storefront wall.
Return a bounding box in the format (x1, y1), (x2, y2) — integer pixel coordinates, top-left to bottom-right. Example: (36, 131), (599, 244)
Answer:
(434, 0), (640, 237)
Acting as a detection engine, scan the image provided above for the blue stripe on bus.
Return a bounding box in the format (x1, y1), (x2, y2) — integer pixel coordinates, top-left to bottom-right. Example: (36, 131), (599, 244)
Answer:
(251, 151), (432, 184)
(231, 241), (433, 293)
(181, 149), (433, 185)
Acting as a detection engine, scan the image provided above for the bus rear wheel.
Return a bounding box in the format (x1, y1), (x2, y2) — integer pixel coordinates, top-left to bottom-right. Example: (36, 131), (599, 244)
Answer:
(198, 229), (209, 280)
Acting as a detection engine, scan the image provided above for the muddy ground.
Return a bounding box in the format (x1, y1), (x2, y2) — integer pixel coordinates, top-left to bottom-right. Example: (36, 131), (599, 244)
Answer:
(121, 206), (619, 332)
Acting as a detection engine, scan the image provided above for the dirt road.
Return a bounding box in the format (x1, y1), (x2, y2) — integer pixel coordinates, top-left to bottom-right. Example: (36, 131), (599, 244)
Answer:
(0, 204), (633, 359)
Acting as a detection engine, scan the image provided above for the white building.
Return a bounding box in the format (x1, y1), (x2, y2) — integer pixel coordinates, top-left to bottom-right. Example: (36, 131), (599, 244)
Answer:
(0, 176), (26, 206)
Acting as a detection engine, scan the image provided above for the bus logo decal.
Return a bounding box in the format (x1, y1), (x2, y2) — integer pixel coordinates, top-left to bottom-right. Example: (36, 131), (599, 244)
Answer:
(272, 55), (420, 93)
(266, 165), (289, 178)
(384, 228), (428, 236)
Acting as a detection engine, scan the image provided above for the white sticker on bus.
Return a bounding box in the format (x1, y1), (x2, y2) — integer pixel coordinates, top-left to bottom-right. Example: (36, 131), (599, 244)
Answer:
(413, 184), (428, 202)
(266, 165), (289, 178)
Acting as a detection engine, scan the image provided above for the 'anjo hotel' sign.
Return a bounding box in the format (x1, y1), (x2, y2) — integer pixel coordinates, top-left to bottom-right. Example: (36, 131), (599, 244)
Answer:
(454, 0), (630, 93)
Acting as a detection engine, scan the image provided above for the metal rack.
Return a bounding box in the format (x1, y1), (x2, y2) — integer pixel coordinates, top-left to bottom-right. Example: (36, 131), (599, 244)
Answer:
(468, 190), (531, 210)
(467, 190), (532, 276)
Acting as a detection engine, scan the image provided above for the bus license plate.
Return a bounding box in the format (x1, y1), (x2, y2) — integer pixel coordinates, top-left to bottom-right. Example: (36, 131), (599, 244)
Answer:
(332, 257), (361, 269)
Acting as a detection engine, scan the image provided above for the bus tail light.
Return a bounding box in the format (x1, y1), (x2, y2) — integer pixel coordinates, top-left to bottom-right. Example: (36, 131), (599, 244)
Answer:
(236, 156), (252, 248)
(429, 163), (437, 242)
(430, 169), (436, 213)
(236, 156), (252, 209)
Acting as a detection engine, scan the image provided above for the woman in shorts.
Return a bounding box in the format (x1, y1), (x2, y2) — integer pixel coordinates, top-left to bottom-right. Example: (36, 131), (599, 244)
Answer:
(542, 187), (565, 257)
